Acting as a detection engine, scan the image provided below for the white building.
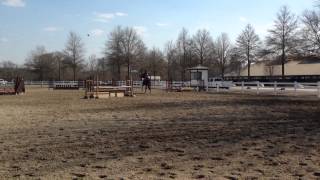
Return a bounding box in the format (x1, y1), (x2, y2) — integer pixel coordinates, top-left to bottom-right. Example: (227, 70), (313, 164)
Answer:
(188, 65), (209, 91)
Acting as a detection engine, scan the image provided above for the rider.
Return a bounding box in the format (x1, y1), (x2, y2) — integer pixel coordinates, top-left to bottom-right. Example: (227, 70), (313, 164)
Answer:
(141, 71), (151, 93)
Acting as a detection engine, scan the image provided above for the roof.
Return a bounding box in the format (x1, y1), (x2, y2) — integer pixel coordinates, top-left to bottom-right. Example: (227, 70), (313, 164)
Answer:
(188, 65), (209, 70)
(257, 55), (320, 66)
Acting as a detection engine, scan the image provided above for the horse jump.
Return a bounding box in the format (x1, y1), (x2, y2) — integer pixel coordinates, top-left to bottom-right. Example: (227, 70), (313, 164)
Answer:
(84, 77), (134, 99)
(0, 77), (25, 95)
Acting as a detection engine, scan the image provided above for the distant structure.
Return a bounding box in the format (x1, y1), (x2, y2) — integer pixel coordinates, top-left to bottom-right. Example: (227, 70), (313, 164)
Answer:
(149, 76), (161, 81)
(188, 65), (209, 91)
(240, 56), (320, 76)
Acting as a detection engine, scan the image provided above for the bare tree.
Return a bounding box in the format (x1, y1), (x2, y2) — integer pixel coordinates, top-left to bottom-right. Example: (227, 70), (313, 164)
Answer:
(0, 60), (18, 80)
(64, 31), (85, 81)
(236, 24), (260, 79)
(105, 26), (145, 80)
(145, 47), (166, 80)
(216, 33), (231, 79)
(120, 27), (146, 78)
(25, 46), (57, 81)
(165, 40), (178, 80)
(88, 54), (98, 77)
(301, 10), (320, 53)
(105, 26), (125, 80)
(177, 28), (192, 80)
(192, 29), (214, 65)
(52, 51), (68, 81)
(228, 49), (243, 76)
(266, 6), (298, 79)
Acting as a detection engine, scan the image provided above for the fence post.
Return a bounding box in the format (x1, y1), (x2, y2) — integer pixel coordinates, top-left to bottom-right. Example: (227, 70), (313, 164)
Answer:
(217, 84), (220, 93)
(241, 81), (244, 94)
(318, 82), (320, 98)
(257, 81), (260, 95)
(294, 81), (298, 96)
(274, 81), (277, 96)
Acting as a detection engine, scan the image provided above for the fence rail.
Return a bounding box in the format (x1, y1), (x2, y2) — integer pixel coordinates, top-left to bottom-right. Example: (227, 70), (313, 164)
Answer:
(0, 82), (15, 87)
(224, 75), (320, 82)
(230, 81), (320, 97)
(23, 80), (320, 98)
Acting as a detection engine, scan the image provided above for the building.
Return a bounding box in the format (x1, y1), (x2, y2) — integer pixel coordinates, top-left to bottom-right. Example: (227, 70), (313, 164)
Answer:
(240, 56), (320, 76)
(188, 65), (209, 91)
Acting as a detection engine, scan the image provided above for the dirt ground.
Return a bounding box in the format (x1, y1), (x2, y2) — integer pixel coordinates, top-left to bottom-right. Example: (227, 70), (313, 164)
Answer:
(0, 87), (319, 180)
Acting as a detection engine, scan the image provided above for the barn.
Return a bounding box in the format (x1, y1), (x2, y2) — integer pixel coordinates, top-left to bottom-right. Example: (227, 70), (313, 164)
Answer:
(240, 56), (320, 77)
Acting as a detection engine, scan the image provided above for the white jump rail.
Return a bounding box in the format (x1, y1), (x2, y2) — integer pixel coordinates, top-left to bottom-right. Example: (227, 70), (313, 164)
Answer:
(0, 82), (15, 87)
(233, 81), (320, 98)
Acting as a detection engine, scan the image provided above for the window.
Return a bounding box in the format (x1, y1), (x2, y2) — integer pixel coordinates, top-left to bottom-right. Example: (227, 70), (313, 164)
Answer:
(191, 72), (202, 80)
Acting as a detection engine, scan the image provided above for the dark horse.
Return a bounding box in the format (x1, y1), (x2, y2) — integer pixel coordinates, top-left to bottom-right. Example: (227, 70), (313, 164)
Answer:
(141, 72), (151, 93)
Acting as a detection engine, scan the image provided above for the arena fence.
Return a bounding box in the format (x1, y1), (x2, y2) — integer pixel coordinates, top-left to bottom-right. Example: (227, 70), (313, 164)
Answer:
(225, 81), (320, 98)
(24, 80), (320, 98)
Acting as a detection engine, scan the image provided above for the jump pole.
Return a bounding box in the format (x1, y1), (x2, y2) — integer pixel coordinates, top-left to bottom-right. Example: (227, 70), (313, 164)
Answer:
(294, 81), (298, 96)
(317, 82), (320, 98)
(241, 81), (244, 94)
(95, 76), (99, 99)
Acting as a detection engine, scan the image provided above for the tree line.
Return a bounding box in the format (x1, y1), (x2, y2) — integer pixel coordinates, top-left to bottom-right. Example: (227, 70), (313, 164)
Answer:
(1, 4), (320, 81)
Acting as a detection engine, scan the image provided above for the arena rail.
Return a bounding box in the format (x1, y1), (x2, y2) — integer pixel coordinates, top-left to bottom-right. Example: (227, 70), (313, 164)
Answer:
(23, 80), (320, 98)
(227, 81), (320, 98)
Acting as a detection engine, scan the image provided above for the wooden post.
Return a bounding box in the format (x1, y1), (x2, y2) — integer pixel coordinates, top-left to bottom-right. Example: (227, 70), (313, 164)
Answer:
(257, 81), (260, 95)
(241, 81), (244, 94)
(95, 76), (99, 99)
(317, 82), (320, 98)
(217, 84), (220, 93)
(84, 80), (87, 99)
(130, 73), (134, 97)
(274, 81), (277, 96)
(294, 81), (297, 96)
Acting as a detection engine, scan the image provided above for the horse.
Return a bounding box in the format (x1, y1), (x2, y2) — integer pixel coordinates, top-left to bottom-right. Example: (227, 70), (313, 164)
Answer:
(141, 72), (151, 94)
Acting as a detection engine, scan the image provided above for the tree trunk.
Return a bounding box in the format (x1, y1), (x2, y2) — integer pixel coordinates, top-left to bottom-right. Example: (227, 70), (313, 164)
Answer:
(73, 66), (76, 81)
(117, 61), (121, 81)
(221, 66), (225, 79)
(58, 60), (61, 81)
(248, 62), (250, 80)
(181, 70), (185, 81)
(282, 46), (285, 79)
(127, 59), (130, 80)
(282, 30), (286, 80)
(247, 43), (251, 80)
(73, 56), (77, 81)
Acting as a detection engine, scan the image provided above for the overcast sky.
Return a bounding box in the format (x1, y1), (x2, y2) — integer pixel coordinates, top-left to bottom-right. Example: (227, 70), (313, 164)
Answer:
(0, 0), (315, 64)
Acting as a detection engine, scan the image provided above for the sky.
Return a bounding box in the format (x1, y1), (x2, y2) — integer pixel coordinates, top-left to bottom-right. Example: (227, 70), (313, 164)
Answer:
(0, 0), (316, 64)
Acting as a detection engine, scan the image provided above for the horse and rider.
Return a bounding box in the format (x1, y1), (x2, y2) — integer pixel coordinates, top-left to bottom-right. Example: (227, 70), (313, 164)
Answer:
(141, 71), (151, 94)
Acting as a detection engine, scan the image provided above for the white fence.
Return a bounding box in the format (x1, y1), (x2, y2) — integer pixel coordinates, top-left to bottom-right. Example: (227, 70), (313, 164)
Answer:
(24, 80), (320, 98)
(25, 81), (50, 86)
(0, 82), (15, 87)
(229, 81), (320, 98)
